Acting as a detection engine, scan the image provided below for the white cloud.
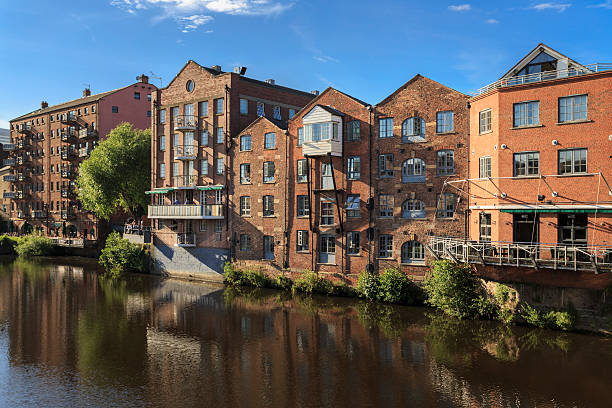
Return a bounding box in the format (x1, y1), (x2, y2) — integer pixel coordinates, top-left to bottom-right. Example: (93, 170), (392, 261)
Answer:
(0, 120), (9, 129)
(530, 2), (572, 12)
(313, 55), (339, 63)
(448, 4), (471, 11)
(589, 0), (612, 8)
(485, 18), (499, 23)
(111, 0), (292, 31)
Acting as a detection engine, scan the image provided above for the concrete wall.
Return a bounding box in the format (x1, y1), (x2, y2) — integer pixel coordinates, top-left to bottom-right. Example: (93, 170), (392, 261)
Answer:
(150, 238), (228, 282)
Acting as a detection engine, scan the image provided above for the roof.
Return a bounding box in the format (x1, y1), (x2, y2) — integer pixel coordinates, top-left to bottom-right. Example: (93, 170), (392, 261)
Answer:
(499, 43), (587, 80)
(290, 87), (371, 122)
(239, 116), (288, 135)
(164, 60), (314, 98)
(11, 84), (134, 122)
(377, 74), (467, 106)
(313, 104), (345, 117)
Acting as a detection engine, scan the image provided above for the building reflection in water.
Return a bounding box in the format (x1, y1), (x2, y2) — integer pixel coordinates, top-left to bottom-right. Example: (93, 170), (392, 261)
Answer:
(1, 260), (612, 408)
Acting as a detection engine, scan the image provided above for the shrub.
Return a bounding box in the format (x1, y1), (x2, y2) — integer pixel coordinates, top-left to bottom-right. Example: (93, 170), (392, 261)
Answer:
(223, 263), (246, 286)
(356, 270), (381, 301)
(0, 235), (20, 254)
(243, 269), (270, 288)
(274, 275), (294, 290)
(331, 281), (356, 297)
(99, 231), (148, 278)
(520, 303), (576, 331)
(293, 271), (333, 295)
(14, 233), (53, 257)
(378, 268), (416, 304)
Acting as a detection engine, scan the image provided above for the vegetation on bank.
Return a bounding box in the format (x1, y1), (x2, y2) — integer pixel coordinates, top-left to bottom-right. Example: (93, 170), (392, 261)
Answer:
(99, 232), (149, 278)
(0, 233), (54, 257)
(224, 260), (577, 332)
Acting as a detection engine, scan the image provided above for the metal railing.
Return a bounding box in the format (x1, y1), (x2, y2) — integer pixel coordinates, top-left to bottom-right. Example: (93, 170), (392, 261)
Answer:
(172, 175), (198, 187)
(148, 204), (223, 219)
(17, 139), (30, 148)
(173, 145), (197, 159)
(17, 173), (28, 181)
(3, 175), (16, 182)
(61, 170), (74, 178)
(3, 159), (15, 166)
(61, 149), (76, 160)
(176, 232), (196, 247)
(79, 147), (92, 157)
(61, 113), (78, 123)
(17, 124), (31, 133)
(78, 128), (97, 138)
(174, 115), (197, 130)
(2, 143), (15, 151)
(429, 236), (612, 272)
(61, 210), (74, 220)
(3, 192), (15, 198)
(32, 210), (47, 219)
(51, 238), (86, 248)
(475, 63), (612, 95)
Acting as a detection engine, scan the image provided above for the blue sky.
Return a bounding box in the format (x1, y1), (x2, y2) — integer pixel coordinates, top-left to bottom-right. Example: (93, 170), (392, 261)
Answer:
(2, 0), (612, 128)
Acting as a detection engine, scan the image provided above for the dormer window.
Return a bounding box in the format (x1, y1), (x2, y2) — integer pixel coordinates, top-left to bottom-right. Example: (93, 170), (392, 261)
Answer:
(517, 51), (557, 76)
(304, 122), (338, 142)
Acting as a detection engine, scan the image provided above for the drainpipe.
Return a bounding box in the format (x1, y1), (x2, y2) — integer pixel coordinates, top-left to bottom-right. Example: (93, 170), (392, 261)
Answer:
(465, 101), (471, 241)
(283, 129), (289, 269)
(367, 105), (374, 272)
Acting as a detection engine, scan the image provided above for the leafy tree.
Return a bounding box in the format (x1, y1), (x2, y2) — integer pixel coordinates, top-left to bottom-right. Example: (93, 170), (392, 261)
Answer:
(77, 123), (151, 220)
(99, 232), (148, 278)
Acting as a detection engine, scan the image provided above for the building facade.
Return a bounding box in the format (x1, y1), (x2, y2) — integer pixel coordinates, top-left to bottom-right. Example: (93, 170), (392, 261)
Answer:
(7, 76), (155, 242)
(147, 61), (315, 278)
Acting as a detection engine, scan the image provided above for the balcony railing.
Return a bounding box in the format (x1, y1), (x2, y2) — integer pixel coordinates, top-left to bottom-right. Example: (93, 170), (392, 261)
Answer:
(79, 128), (97, 138)
(429, 236), (612, 273)
(2, 143), (15, 151)
(61, 132), (72, 142)
(3, 159), (15, 166)
(17, 124), (31, 134)
(79, 147), (92, 158)
(61, 188), (73, 198)
(176, 233), (196, 247)
(148, 204), (224, 219)
(61, 210), (74, 220)
(17, 211), (27, 219)
(61, 170), (74, 178)
(17, 139), (30, 148)
(16, 191), (26, 199)
(17, 173), (28, 181)
(32, 210), (47, 219)
(475, 63), (612, 95)
(61, 113), (78, 124)
(172, 175), (198, 187)
(61, 150), (76, 160)
(174, 115), (197, 131)
(3, 175), (16, 182)
(3, 192), (15, 199)
(173, 145), (197, 160)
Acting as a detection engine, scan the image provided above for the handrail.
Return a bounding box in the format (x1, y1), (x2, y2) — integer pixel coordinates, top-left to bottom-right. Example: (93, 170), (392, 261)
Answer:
(148, 204), (223, 218)
(174, 115), (197, 129)
(475, 63), (612, 95)
(429, 236), (612, 272)
(174, 145), (196, 157)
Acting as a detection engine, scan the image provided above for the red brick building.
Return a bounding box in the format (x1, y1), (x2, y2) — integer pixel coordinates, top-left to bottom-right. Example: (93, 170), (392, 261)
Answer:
(147, 61), (314, 278)
(432, 44), (612, 273)
(7, 75), (155, 243)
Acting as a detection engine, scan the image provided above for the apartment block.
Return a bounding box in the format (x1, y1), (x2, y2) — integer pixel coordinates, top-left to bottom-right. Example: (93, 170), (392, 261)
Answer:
(431, 44), (612, 275)
(148, 61), (314, 278)
(7, 76), (155, 242)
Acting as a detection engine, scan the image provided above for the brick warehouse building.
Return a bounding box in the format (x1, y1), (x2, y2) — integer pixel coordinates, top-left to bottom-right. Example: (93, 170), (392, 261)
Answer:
(230, 81), (468, 281)
(7, 75), (156, 243)
(147, 61), (314, 278)
(431, 44), (612, 275)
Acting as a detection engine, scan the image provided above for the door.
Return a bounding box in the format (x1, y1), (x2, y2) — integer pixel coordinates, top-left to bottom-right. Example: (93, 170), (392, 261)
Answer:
(319, 235), (336, 264)
(321, 163), (333, 190)
(264, 236), (275, 260)
(513, 213), (539, 243)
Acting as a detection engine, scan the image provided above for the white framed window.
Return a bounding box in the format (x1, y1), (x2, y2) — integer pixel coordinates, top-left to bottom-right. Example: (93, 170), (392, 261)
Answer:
(240, 163), (251, 184)
(401, 199), (425, 219)
(479, 156), (491, 178)
(346, 194), (360, 218)
(264, 132), (276, 149)
(379, 235), (393, 258)
(240, 134), (251, 151)
(297, 195), (309, 217)
(347, 156), (360, 180)
(216, 157), (224, 175)
(379, 118), (393, 138)
(216, 127), (223, 144)
(321, 199), (334, 225)
(200, 130), (209, 146)
(401, 158), (426, 183)
(297, 230), (309, 252)
(379, 194), (394, 218)
(436, 150), (454, 176)
(513, 101), (539, 127)
(297, 127), (304, 146)
(200, 159), (208, 175)
(263, 195), (274, 216)
(347, 231), (360, 255)
(263, 161), (275, 183)
(559, 148), (587, 175)
(401, 117), (426, 143)
(215, 98), (224, 114)
(159, 135), (165, 151)
(401, 241), (425, 264)
(318, 235), (335, 264)
(159, 163), (165, 178)
(559, 94), (587, 122)
(379, 154), (394, 178)
(199, 101), (208, 116)
(240, 196), (251, 216)
(479, 109), (492, 134)
(296, 159), (308, 183)
(436, 111), (454, 133)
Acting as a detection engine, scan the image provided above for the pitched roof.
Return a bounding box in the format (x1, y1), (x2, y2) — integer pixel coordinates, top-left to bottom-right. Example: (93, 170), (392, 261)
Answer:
(314, 104), (345, 116)
(11, 84), (133, 122)
(499, 43), (588, 79)
(377, 74), (467, 106)
(238, 116), (288, 135)
(290, 87), (371, 121)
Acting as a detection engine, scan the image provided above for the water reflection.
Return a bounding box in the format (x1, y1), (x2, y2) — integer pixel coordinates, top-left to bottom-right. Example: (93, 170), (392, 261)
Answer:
(0, 259), (611, 407)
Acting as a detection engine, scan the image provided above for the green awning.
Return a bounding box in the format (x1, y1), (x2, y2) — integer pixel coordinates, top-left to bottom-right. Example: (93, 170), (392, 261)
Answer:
(197, 185), (224, 191)
(500, 208), (612, 214)
(145, 188), (172, 195)
(50, 222), (62, 228)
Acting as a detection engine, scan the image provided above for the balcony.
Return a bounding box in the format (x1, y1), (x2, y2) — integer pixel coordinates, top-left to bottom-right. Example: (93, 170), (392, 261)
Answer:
(172, 175), (198, 188)
(17, 124), (31, 134)
(17, 211), (27, 219)
(16, 191), (27, 199)
(3, 159), (15, 166)
(60, 132), (72, 142)
(17, 139), (30, 148)
(79, 147), (93, 158)
(3, 175), (16, 182)
(173, 115), (197, 131)
(476, 63), (612, 95)
(61, 113), (78, 125)
(79, 128), (98, 139)
(3, 143), (15, 151)
(429, 236), (612, 273)
(61, 150), (76, 160)
(61, 188), (73, 198)
(17, 173), (29, 181)
(33, 210), (47, 219)
(176, 233), (196, 247)
(61, 170), (74, 178)
(173, 145), (197, 160)
(302, 114), (343, 157)
(148, 204), (224, 219)
(3, 192), (15, 199)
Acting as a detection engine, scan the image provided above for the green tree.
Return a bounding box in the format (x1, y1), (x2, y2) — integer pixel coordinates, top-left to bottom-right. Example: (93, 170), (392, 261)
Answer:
(76, 123), (151, 220)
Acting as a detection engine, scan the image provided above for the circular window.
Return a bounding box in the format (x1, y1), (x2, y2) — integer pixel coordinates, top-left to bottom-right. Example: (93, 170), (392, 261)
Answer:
(186, 80), (195, 92)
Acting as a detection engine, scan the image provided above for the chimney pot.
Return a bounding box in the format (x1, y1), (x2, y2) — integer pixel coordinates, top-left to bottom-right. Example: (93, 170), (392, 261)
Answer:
(139, 74), (149, 84)
(83, 88), (91, 97)
(265, 79), (275, 85)
(41, 101), (48, 109)
(211, 65), (222, 72)
(311, 90), (320, 96)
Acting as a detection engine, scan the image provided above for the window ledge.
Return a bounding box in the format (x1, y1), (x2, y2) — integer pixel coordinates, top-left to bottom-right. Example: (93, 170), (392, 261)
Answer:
(376, 257), (394, 261)
(436, 131), (457, 135)
(437, 173), (455, 177)
(513, 175), (540, 179)
(401, 261), (426, 266)
(240, 182), (252, 185)
(556, 119), (592, 126)
(317, 263), (337, 266)
(479, 130), (493, 135)
(239, 150), (252, 153)
(263, 215), (277, 218)
(347, 254), (362, 257)
(297, 216), (309, 219)
(402, 217), (428, 221)
(264, 148), (278, 151)
(556, 173), (591, 178)
(511, 124), (543, 130)
(241, 215), (252, 218)
(436, 217), (456, 221)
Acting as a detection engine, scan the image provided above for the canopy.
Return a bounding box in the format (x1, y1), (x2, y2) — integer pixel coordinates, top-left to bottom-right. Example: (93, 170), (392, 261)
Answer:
(145, 188), (173, 195)
(500, 208), (612, 214)
(197, 185), (224, 191)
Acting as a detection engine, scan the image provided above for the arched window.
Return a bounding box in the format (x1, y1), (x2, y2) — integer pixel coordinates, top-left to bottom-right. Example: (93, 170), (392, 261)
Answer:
(401, 159), (426, 183)
(401, 199), (426, 219)
(401, 241), (425, 264)
(402, 117), (426, 143)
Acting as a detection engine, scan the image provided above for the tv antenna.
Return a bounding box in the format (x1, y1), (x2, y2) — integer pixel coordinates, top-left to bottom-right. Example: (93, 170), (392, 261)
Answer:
(149, 71), (163, 87)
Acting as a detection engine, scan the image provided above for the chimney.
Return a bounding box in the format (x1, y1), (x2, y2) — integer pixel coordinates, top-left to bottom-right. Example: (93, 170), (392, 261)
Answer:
(139, 74), (149, 84)
(83, 88), (91, 97)
(233, 66), (247, 75)
(311, 90), (320, 96)
(265, 79), (275, 85)
(41, 101), (48, 109)
(211, 65), (222, 72)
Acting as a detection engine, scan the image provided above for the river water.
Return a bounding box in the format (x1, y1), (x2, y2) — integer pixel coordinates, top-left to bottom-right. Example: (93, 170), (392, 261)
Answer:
(0, 259), (611, 407)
